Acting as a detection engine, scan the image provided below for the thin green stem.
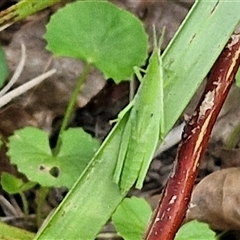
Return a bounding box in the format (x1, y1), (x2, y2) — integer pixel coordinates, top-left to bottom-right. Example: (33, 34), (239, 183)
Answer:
(36, 187), (50, 228)
(54, 63), (91, 155)
(19, 192), (29, 217)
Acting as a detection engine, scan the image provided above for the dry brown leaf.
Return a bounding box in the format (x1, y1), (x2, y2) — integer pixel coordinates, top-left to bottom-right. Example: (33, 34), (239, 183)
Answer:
(186, 167), (240, 231)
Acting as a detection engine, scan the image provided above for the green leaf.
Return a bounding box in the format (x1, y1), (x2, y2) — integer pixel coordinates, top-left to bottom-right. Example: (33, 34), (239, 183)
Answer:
(7, 127), (99, 188)
(0, 0), (62, 28)
(112, 197), (152, 240)
(175, 220), (215, 240)
(162, 1), (240, 136)
(44, 1), (148, 83)
(0, 46), (8, 88)
(0, 220), (35, 240)
(35, 112), (130, 240)
(1, 172), (36, 194)
(35, 1), (240, 239)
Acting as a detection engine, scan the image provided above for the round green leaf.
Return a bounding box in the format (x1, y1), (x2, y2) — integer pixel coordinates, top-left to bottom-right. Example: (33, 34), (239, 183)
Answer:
(44, 1), (148, 83)
(7, 127), (100, 188)
(175, 220), (215, 240)
(112, 197), (152, 240)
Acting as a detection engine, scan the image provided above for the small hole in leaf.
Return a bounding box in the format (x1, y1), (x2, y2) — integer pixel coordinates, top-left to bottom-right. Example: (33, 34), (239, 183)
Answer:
(49, 166), (60, 178)
(39, 165), (45, 171)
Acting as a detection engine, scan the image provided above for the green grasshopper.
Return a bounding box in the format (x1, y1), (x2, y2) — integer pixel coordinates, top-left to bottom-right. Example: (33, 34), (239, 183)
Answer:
(113, 32), (164, 193)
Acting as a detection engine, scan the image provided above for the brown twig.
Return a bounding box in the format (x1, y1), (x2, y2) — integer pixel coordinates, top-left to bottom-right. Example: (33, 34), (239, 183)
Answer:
(145, 26), (240, 240)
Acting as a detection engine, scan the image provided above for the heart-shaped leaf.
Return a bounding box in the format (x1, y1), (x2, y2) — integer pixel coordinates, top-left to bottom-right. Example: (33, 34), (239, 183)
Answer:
(44, 1), (148, 83)
(7, 127), (99, 188)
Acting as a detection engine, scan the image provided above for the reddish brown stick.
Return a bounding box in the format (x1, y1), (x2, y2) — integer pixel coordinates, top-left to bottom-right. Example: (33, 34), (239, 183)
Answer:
(145, 27), (240, 240)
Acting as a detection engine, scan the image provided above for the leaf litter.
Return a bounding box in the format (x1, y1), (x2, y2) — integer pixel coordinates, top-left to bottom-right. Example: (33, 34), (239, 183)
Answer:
(1, 1), (240, 239)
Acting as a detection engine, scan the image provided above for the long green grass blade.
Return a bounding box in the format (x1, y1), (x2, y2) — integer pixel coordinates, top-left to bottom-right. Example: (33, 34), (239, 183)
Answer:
(35, 111), (129, 240)
(162, 0), (240, 135)
(35, 1), (240, 239)
(0, 0), (62, 28)
(0, 46), (8, 87)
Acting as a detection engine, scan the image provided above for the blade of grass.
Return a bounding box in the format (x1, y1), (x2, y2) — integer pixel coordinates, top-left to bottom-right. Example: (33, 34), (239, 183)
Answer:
(162, 0), (240, 135)
(35, 1), (240, 239)
(0, 45), (8, 87)
(0, 0), (62, 30)
(36, 110), (130, 239)
(145, 26), (240, 240)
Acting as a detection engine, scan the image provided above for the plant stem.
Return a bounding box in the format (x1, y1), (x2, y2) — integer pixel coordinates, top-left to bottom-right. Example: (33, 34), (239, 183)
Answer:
(145, 28), (240, 240)
(54, 63), (91, 155)
(19, 192), (29, 217)
(36, 187), (50, 228)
